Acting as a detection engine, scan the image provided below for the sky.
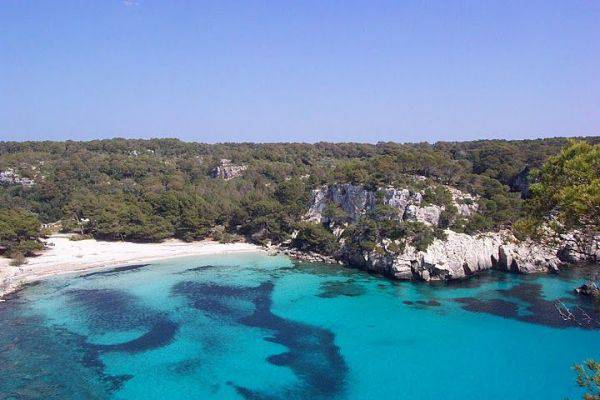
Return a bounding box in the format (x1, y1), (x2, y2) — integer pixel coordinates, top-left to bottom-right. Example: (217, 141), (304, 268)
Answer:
(0, 0), (599, 143)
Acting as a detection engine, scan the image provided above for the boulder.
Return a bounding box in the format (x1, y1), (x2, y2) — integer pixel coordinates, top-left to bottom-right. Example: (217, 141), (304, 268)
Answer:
(557, 231), (600, 264)
(574, 282), (600, 298)
(498, 242), (560, 274)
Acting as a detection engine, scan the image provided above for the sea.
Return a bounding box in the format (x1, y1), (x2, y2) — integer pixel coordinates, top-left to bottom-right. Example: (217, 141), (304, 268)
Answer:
(1, 252), (598, 399)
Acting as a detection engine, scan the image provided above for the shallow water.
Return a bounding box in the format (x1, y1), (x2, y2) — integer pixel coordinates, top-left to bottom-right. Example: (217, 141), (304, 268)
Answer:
(1, 253), (599, 399)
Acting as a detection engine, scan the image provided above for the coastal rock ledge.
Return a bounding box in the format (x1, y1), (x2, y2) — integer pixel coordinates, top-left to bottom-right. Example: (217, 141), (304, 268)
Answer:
(360, 231), (562, 282)
(575, 282), (600, 298)
(299, 183), (598, 282)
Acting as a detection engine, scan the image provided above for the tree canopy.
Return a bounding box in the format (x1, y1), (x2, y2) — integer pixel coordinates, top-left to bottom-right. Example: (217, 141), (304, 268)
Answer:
(528, 140), (600, 233)
(0, 208), (42, 258)
(1, 137), (598, 259)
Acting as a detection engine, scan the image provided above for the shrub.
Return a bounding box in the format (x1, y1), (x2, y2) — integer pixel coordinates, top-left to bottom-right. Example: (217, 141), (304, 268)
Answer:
(69, 234), (93, 241)
(0, 208), (42, 256)
(403, 222), (436, 251)
(292, 222), (339, 255)
(422, 186), (453, 207)
(322, 203), (350, 225)
(210, 226), (240, 243)
(9, 251), (26, 266)
(512, 218), (541, 241)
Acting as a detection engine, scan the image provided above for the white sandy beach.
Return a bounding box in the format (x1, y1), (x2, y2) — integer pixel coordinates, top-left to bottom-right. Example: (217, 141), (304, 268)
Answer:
(0, 234), (264, 298)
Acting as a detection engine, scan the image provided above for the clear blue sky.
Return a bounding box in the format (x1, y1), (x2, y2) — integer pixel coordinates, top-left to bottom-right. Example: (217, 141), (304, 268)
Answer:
(1, 1), (599, 143)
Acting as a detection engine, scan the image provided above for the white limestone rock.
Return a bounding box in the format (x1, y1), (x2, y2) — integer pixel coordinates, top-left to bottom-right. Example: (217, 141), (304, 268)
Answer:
(363, 230), (564, 282)
(306, 184), (375, 223)
(404, 204), (442, 226)
(446, 186), (478, 217)
(498, 242), (560, 274)
(306, 183), (479, 228)
(557, 231), (600, 263)
(211, 159), (247, 180)
(414, 231), (503, 280)
(302, 183), (591, 282)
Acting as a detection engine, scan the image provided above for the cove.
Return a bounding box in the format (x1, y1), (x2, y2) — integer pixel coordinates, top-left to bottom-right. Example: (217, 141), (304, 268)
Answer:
(0, 252), (598, 399)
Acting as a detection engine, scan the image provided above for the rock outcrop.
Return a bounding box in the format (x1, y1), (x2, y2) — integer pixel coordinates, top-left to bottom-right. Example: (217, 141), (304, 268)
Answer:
(510, 166), (531, 198)
(497, 241), (561, 274)
(306, 184), (376, 222)
(211, 159), (247, 180)
(404, 204), (442, 226)
(0, 168), (35, 187)
(306, 183), (477, 227)
(575, 282), (600, 298)
(446, 187), (478, 217)
(279, 248), (341, 265)
(300, 183), (594, 283)
(557, 231), (600, 264)
(347, 230), (561, 282)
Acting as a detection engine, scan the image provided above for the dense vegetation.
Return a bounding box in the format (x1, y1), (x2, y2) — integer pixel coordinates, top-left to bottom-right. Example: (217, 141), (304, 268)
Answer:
(0, 208), (43, 263)
(1, 137), (598, 259)
(525, 141), (600, 236)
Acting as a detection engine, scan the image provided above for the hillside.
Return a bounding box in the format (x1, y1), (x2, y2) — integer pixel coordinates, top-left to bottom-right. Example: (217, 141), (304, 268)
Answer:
(1, 137), (598, 280)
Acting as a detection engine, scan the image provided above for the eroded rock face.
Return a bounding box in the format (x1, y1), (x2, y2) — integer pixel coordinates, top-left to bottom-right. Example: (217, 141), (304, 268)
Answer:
(328, 184), (376, 221)
(211, 159), (247, 180)
(446, 187), (478, 217)
(379, 188), (421, 220)
(404, 204), (442, 226)
(302, 183), (596, 282)
(306, 184), (375, 222)
(557, 231), (600, 264)
(306, 184), (474, 227)
(497, 242), (560, 274)
(345, 231), (565, 282)
(416, 231), (502, 280)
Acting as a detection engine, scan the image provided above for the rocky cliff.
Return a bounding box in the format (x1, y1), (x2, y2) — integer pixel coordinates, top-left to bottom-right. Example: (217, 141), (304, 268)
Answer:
(306, 183), (477, 227)
(358, 230), (561, 282)
(298, 183), (597, 282)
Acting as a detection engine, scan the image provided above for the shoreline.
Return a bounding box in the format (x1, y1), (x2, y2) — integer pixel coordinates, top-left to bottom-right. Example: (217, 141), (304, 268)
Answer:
(0, 234), (265, 299)
(2, 234), (596, 301)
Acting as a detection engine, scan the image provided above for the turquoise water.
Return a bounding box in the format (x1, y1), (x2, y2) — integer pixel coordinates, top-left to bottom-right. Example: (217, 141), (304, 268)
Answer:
(1, 253), (599, 399)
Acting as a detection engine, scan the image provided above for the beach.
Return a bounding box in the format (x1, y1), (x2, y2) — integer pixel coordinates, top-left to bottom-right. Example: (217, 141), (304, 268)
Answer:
(0, 234), (264, 298)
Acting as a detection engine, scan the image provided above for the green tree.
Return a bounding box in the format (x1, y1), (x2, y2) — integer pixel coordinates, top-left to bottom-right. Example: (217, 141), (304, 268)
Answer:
(292, 222), (339, 255)
(0, 208), (43, 258)
(322, 203), (351, 225)
(525, 140), (599, 259)
(529, 140), (600, 230)
(275, 178), (308, 209)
